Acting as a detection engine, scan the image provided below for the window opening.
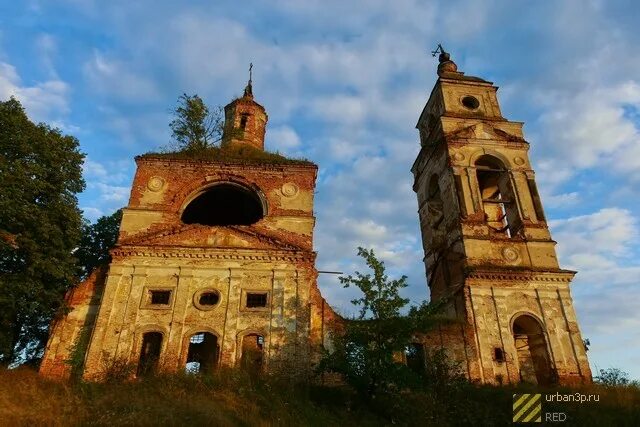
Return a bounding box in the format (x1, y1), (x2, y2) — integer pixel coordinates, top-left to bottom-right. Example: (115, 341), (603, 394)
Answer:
(527, 178), (546, 221)
(199, 292), (220, 306)
(475, 155), (522, 237)
(150, 290), (171, 305)
(246, 292), (268, 308)
(240, 114), (248, 130)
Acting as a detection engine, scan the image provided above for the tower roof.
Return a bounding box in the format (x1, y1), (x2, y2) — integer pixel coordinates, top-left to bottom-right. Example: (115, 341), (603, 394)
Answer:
(435, 46), (490, 84)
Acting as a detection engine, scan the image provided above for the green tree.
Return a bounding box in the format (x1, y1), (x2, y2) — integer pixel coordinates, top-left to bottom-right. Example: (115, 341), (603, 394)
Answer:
(595, 368), (630, 387)
(0, 97), (85, 366)
(319, 248), (428, 400)
(169, 94), (223, 151)
(75, 209), (123, 279)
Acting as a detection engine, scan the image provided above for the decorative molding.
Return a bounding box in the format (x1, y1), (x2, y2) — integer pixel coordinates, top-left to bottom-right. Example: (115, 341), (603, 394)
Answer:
(467, 269), (575, 283)
(281, 182), (299, 198)
(501, 246), (521, 263)
(112, 245), (316, 262)
(147, 176), (165, 192)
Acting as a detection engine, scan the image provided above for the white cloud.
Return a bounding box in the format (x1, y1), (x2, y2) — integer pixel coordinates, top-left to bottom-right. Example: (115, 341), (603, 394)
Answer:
(0, 61), (69, 122)
(81, 206), (104, 221)
(90, 182), (130, 203)
(265, 125), (301, 152)
(83, 51), (160, 101)
(550, 208), (638, 263)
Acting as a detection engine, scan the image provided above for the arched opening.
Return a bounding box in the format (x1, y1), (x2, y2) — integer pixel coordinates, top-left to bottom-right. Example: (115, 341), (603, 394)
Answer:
(405, 342), (426, 375)
(185, 332), (219, 374)
(181, 183), (264, 226)
(425, 175), (444, 230)
(240, 334), (264, 375)
(475, 155), (521, 237)
(137, 331), (163, 377)
(512, 315), (554, 385)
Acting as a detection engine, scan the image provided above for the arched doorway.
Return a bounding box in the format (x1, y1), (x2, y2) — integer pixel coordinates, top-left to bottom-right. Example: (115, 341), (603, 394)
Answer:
(240, 333), (264, 375)
(185, 332), (219, 374)
(137, 331), (163, 377)
(512, 314), (553, 385)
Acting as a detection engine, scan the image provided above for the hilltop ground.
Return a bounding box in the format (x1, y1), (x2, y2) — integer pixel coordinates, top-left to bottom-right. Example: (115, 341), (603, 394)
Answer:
(1, 368), (639, 426)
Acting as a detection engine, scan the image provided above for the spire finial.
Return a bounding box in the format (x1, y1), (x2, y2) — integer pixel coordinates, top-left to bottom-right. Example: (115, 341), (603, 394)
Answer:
(431, 43), (458, 76)
(243, 62), (254, 98)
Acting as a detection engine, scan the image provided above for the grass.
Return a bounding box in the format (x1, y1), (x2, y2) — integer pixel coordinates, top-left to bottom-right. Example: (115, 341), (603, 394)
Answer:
(139, 144), (315, 166)
(1, 367), (639, 426)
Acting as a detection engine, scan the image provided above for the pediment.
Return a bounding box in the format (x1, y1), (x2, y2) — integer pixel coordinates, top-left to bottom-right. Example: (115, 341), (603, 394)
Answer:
(119, 224), (303, 251)
(447, 122), (523, 142)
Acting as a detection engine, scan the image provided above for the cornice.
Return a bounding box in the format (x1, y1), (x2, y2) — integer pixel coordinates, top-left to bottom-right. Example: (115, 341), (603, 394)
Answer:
(466, 267), (576, 283)
(111, 245), (316, 262)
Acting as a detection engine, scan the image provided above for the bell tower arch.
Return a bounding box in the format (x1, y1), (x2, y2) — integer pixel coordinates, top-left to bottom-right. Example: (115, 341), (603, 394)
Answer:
(411, 47), (592, 385)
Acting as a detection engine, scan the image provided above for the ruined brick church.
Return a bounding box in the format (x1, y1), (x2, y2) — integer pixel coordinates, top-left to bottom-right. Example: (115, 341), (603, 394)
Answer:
(40, 50), (591, 385)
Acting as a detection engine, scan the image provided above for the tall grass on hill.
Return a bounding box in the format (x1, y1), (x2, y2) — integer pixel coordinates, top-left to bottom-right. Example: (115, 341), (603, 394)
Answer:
(1, 367), (639, 426)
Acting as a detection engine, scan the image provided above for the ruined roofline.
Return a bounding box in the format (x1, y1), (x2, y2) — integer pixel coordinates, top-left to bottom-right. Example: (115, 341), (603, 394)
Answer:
(136, 151), (317, 168)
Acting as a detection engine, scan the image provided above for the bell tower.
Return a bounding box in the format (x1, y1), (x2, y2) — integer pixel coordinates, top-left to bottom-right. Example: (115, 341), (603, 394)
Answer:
(221, 65), (268, 150)
(412, 47), (591, 385)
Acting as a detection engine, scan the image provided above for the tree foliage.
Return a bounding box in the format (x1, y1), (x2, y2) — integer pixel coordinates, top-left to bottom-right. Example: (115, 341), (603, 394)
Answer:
(169, 94), (223, 151)
(595, 368), (630, 387)
(0, 97), (85, 365)
(319, 247), (450, 401)
(75, 209), (122, 279)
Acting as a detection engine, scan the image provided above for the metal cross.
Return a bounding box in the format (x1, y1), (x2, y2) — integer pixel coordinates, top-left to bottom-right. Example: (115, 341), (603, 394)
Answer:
(431, 43), (445, 57)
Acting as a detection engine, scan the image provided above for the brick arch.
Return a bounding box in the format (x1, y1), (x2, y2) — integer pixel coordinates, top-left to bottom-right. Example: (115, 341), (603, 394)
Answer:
(171, 174), (269, 216)
(508, 311), (545, 333)
(468, 148), (512, 169)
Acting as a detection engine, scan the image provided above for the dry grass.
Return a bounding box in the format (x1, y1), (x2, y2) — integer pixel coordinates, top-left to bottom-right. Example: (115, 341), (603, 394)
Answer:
(139, 144), (314, 166)
(1, 367), (639, 426)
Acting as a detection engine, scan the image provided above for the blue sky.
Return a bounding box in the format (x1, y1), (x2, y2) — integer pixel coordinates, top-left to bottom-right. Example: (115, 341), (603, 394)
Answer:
(2, 0), (639, 379)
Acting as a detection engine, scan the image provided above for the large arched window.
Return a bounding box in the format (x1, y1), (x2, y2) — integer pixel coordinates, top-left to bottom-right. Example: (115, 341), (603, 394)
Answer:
(475, 155), (521, 237)
(181, 183), (264, 226)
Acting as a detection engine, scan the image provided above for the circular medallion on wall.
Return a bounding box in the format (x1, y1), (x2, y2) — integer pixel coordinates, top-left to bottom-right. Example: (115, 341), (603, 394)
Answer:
(501, 246), (521, 263)
(513, 156), (526, 166)
(281, 182), (299, 198)
(147, 176), (165, 192)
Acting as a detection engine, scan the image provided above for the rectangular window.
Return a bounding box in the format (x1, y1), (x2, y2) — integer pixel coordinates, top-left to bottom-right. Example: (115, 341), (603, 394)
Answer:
(150, 290), (171, 305)
(246, 292), (268, 308)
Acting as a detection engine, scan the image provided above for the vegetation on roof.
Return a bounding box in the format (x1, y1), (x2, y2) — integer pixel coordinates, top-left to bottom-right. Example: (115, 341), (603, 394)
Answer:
(139, 144), (314, 166)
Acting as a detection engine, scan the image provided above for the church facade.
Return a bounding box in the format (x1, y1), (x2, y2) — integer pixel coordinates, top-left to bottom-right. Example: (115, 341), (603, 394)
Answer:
(40, 52), (591, 385)
(40, 80), (338, 380)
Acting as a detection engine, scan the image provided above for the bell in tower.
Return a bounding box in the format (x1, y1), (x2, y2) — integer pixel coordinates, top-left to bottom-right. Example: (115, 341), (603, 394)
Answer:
(411, 46), (592, 386)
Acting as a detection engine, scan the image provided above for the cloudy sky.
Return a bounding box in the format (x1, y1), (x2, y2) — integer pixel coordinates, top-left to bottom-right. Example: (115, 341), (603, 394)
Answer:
(2, 0), (639, 378)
